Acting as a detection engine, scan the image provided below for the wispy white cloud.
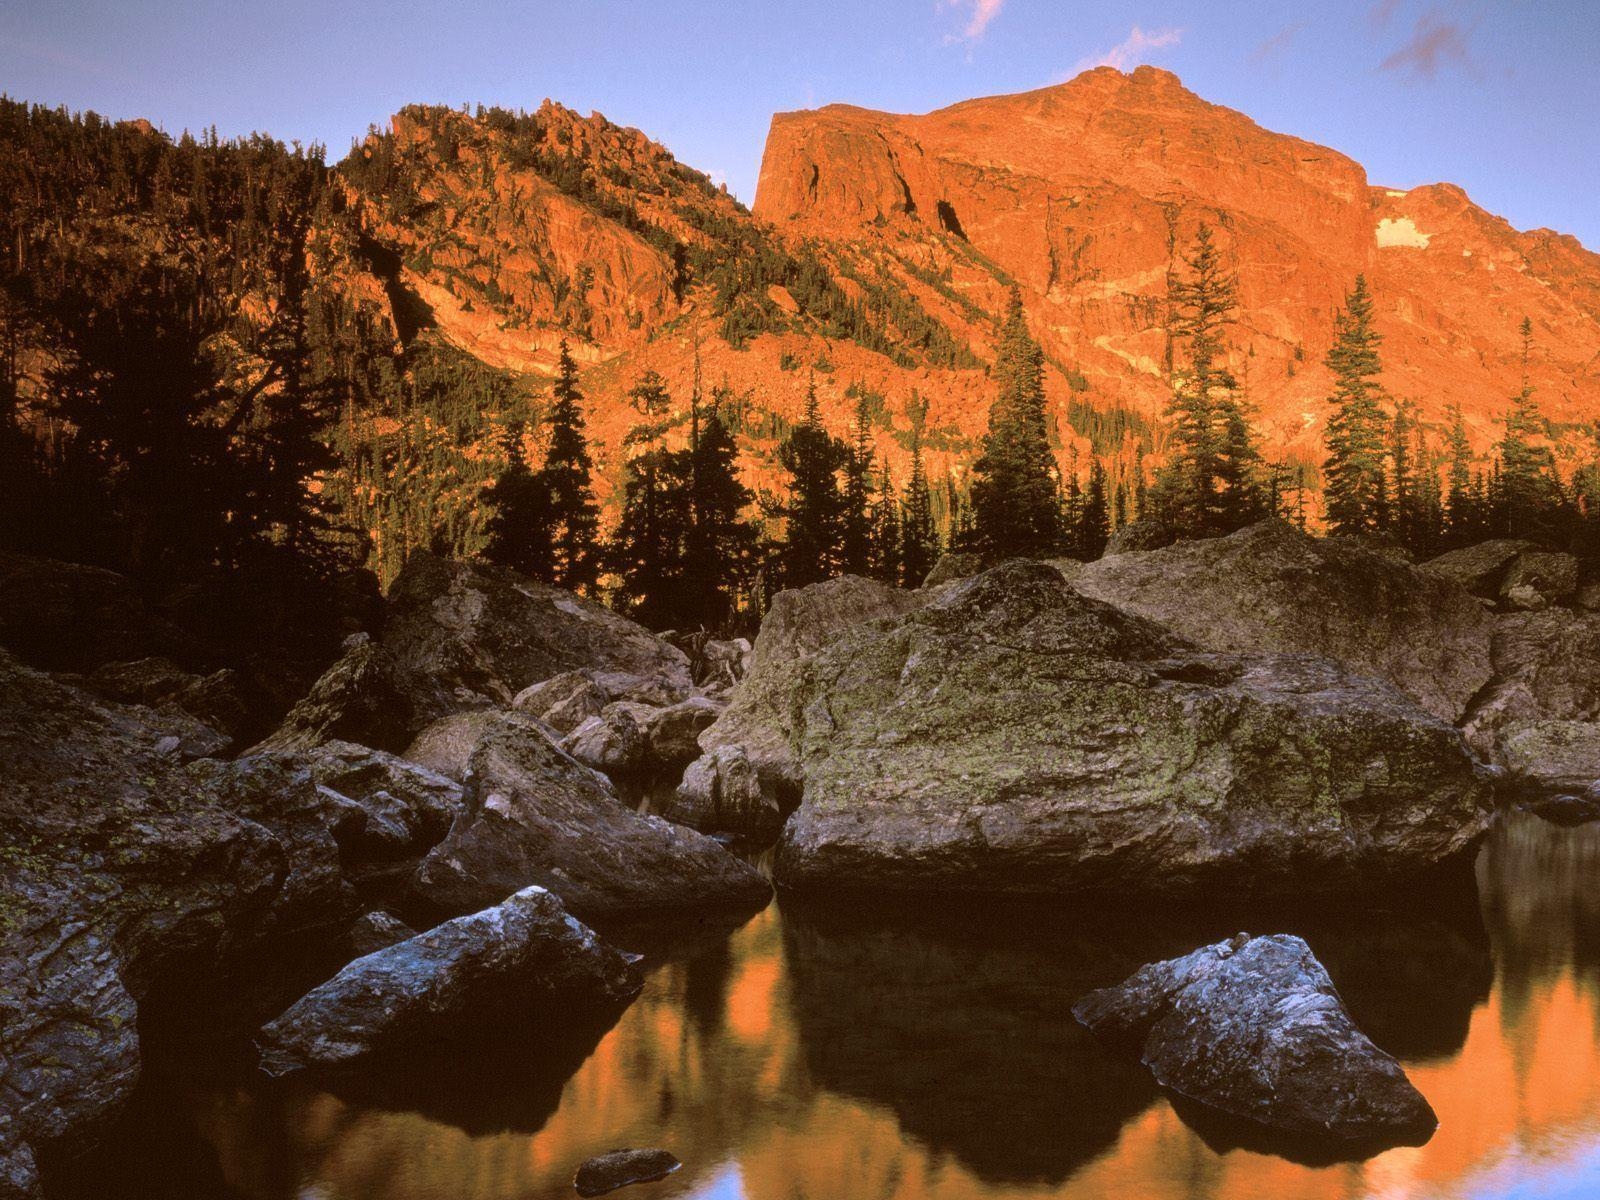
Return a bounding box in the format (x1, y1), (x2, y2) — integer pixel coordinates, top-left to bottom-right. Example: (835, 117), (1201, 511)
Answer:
(1250, 20), (1305, 64)
(1380, 9), (1475, 80)
(941, 0), (1005, 43)
(1369, 0), (1404, 30)
(1074, 25), (1183, 73)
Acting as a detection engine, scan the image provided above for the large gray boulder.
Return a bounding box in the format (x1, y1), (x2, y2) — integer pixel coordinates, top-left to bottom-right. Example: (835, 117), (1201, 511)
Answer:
(1074, 933), (1436, 1150)
(775, 562), (1491, 898)
(699, 575), (922, 793)
(410, 712), (770, 921)
(1422, 539), (1581, 611)
(1071, 520), (1494, 723)
(1462, 609), (1600, 787)
(257, 886), (641, 1076)
(663, 744), (782, 839)
(0, 652), (332, 1196)
(261, 554), (691, 752)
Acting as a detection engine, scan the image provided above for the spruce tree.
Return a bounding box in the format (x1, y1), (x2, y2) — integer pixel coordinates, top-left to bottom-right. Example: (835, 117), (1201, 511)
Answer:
(869, 462), (904, 585)
(1077, 456), (1111, 559)
(483, 421), (554, 577)
(841, 389), (876, 575)
(1147, 224), (1262, 539)
(970, 287), (1061, 559)
(684, 384), (759, 627)
(607, 370), (688, 626)
(1322, 276), (1390, 537)
(1498, 317), (1562, 539)
(900, 415), (939, 586)
(539, 339), (600, 592)
(1444, 403), (1480, 544)
(776, 373), (848, 588)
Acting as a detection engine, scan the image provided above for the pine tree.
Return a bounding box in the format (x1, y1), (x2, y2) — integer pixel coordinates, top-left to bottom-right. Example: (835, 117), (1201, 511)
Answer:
(1322, 276), (1390, 537)
(840, 388), (876, 575)
(1147, 224), (1262, 539)
(776, 373), (848, 588)
(483, 420), (554, 576)
(1498, 317), (1563, 539)
(684, 384), (759, 627)
(607, 370), (688, 626)
(970, 287), (1061, 559)
(869, 461), (903, 585)
(900, 412), (939, 586)
(538, 339), (600, 592)
(1076, 456), (1111, 559)
(1444, 403), (1481, 545)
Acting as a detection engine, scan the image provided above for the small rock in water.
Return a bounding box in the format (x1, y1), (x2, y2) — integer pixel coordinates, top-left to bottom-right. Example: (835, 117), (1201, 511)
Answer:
(1074, 933), (1436, 1154)
(573, 1148), (681, 1196)
(1525, 791), (1600, 827)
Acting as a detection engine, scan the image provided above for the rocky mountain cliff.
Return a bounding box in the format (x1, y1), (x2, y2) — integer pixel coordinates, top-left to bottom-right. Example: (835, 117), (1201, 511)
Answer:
(754, 66), (1600, 473)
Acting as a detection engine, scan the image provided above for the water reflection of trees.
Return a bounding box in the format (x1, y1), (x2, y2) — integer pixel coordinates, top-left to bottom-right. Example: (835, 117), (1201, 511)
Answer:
(778, 890), (1490, 1185)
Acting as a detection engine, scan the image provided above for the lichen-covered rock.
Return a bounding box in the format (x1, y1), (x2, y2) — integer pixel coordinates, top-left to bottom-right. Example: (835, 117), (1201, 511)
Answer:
(82, 656), (251, 744)
(664, 745), (782, 839)
(512, 670), (610, 734)
(776, 562), (1491, 898)
(345, 911), (419, 958)
(562, 704), (652, 775)
(0, 653), (299, 1194)
(699, 575), (922, 792)
(403, 708), (558, 782)
(1073, 520), (1494, 723)
(381, 552), (691, 728)
(921, 552), (983, 588)
(1463, 609), (1600, 785)
(410, 712), (770, 921)
(573, 1148), (682, 1197)
(260, 556), (691, 753)
(1073, 933), (1436, 1149)
(645, 697), (721, 769)
(0, 552), (178, 672)
(257, 886), (642, 1076)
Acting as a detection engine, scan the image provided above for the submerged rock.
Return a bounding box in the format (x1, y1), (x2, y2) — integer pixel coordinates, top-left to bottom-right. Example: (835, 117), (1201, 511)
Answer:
(410, 712), (770, 921)
(257, 887), (642, 1076)
(776, 562), (1491, 899)
(1074, 933), (1436, 1150)
(573, 1148), (682, 1197)
(1073, 520), (1494, 723)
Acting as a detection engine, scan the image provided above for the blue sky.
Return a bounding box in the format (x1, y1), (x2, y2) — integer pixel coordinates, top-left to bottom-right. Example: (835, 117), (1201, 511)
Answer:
(3, 1), (1596, 248)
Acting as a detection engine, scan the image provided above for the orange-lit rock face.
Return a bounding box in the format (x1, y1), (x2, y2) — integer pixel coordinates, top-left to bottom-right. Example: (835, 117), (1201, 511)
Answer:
(756, 66), (1600, 462)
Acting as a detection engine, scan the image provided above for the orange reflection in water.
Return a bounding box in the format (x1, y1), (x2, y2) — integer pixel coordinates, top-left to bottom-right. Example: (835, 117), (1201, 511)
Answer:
(186, 813), (1600, 1200)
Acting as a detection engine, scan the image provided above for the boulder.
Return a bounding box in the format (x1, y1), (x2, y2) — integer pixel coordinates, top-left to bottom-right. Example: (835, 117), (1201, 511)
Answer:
(663, 745), (782, 839)
(561, 704), (652, 775)
(0, 552), (177, 672)
(410, 712), (771, 921)
(345, 911), (419, 958)
(0, 652), (306, 1193)
(921, 552), (983, 588)
(260, 555), (691, 751)
(1420, 539), (1539, 598)
(381, 552), (691, 728)
(404, 708), (559, 782)
(255, 633), (420, 754)
(1501, 548), (1580, 609)
(512, 670), (609, 734)
(257, 886), (642, 1076)
(645, 697), (721, 769)
(1071, 520), (1494, 723)
(82, 657), (251, 744)
(699, 575), (922, 792)
(1422, 539), (1579, 610)
(775, 562), (1491, 899)
(1462, 609), (1600, 785)
(573, 1148), (682, 1197)
(1500, 722), (1600, 792)
(1074, 933), (1436, 1150)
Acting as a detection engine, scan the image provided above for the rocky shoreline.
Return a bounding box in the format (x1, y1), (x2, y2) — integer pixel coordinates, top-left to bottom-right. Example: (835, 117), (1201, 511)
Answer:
(6, 521), (1600, 1195)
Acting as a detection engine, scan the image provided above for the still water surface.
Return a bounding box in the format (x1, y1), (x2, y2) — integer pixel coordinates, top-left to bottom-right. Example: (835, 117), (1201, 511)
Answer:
(66, 811), (1600, 1200)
